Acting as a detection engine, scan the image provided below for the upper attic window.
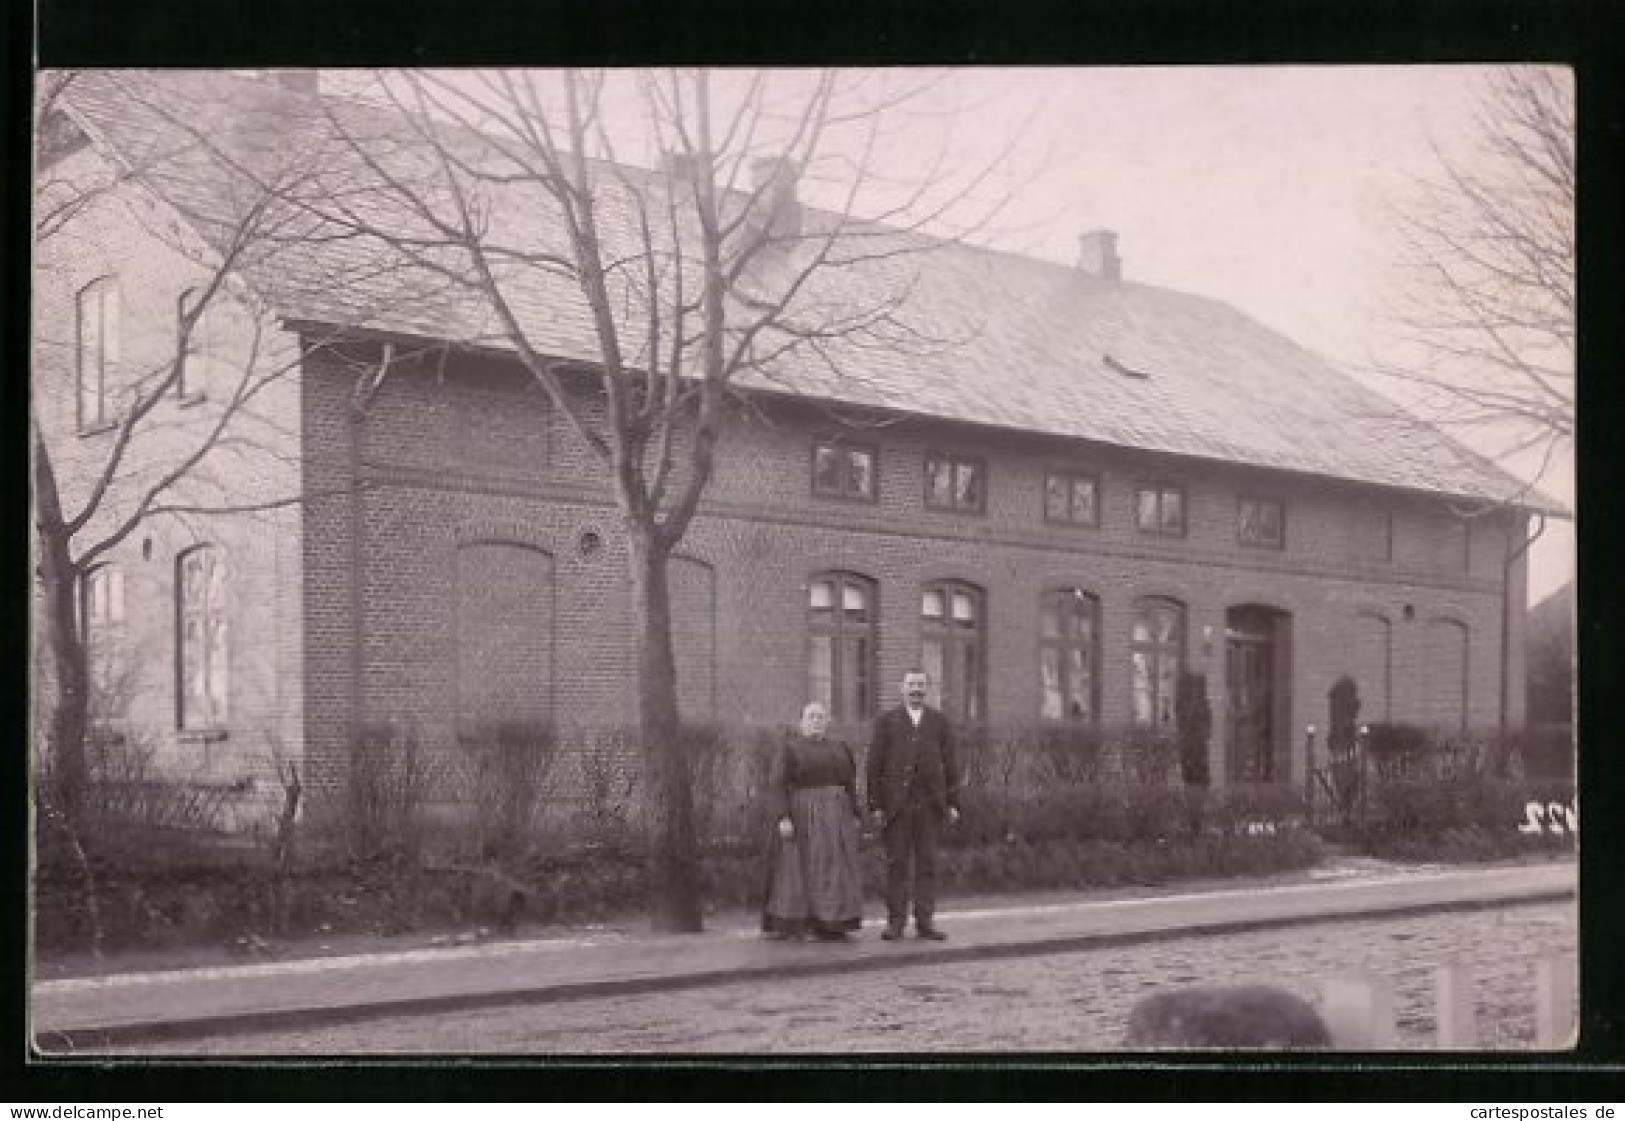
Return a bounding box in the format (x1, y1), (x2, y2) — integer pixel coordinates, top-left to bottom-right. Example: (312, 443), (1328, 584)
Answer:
(1237, 496), (1285, 549)
(76, 277), (120, 432)
(925, 452), (986, 515)
(812, 439), (877, 502)
(1136, 483), (1186, 537)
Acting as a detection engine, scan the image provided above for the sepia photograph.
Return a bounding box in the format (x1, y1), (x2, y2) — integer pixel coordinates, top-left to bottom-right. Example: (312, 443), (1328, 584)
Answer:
(28, 64), (1575, 1058)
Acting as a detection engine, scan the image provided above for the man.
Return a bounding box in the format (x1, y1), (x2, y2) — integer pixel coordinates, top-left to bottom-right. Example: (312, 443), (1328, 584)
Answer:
(866, 668), (961, 941)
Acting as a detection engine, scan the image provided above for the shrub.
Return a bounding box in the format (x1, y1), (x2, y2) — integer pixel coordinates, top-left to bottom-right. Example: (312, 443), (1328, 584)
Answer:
(456, 720), (557, 863)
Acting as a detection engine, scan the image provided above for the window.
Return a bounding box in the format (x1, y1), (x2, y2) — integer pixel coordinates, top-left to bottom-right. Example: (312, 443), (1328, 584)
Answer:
(177, 547), (229, 731)
(1039, 589), (1098, 721)
(807, 572), (877, 722)
(82, 564), (127, 724)
(1131, 597), (1185, 729)
(811, 440), (877, 502)
(921, 580), (985, 723)
(925, 452), (986, 514)
(1424, 618), (1469, 732)
(76, 278), (120, 430)
(1044, 470), (1098, 527)
(177, 288), (220, 402)
(1362, 505), (1395, 562)
(1238, 496), (1285, 549)
(81, 564), (126, 634)
(1135, 483), (1186, 537)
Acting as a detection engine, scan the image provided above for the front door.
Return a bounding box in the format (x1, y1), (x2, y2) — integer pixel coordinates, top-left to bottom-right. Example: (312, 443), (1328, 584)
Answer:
(1226, 609), (1277, 783)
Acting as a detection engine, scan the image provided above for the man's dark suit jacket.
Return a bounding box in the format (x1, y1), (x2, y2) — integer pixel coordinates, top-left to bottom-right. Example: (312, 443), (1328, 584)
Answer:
(866, 705), (961, 816)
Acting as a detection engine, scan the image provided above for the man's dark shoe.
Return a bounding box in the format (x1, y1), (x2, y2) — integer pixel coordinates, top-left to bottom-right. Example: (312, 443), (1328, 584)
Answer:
(916, 926), (947, 941)
(880, 926), (904, 941)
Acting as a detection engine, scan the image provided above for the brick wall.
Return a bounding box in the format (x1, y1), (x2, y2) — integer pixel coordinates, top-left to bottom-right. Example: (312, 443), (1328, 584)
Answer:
(301, 344), (1528, 797)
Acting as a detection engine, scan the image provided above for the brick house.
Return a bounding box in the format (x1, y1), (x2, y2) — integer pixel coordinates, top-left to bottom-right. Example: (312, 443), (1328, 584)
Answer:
(36, 71), (1557, 825)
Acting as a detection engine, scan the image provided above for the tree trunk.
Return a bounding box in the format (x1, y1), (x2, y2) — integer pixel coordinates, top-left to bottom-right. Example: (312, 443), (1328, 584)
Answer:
(33, 431), (89, 823)
(627, 522), (703, 932)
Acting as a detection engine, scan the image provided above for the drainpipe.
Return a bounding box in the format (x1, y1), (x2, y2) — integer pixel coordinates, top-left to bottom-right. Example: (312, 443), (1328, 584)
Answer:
(347, 343), (397, 758)
(1501, 511), (1547, 735)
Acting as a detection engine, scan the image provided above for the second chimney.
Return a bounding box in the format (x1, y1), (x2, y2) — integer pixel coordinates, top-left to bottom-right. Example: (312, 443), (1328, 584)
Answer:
(1077, 229), (1122, 281)
(750, 156), (802, 241)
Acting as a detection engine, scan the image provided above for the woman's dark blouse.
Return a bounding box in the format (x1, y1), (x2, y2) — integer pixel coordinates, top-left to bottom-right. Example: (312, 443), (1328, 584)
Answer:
(767, 735), (862, 820)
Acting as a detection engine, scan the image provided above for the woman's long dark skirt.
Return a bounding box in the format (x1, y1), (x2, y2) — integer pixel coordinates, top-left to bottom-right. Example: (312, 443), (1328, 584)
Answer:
(762, 785), (863, 936)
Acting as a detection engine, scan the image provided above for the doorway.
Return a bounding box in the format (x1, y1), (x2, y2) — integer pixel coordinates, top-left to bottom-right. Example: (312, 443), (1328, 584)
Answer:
(1226, 605), (1289, 784)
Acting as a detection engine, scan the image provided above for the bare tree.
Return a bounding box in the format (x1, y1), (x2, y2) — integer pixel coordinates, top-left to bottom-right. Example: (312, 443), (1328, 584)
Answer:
(31, 70), (415, 822)
(1376, 66), (1574, 495)
(312, 68), (1008, 930)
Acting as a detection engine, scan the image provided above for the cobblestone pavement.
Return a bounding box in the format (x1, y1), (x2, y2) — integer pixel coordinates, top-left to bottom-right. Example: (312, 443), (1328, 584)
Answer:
(110, 902), (1574, 1055)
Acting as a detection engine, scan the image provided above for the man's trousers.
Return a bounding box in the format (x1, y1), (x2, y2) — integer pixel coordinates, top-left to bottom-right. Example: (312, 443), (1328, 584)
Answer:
(883, 802), (940, 931)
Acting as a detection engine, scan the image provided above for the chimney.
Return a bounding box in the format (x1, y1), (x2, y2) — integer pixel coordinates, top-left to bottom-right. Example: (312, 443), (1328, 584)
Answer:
(1077, 229), (1122, 281)
(750, 156), (802, 241)
(270, 69), (320, 95)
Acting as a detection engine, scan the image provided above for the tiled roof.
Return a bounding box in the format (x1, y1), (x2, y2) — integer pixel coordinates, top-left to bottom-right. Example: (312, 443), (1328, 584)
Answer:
(57, 69), (1556, 512)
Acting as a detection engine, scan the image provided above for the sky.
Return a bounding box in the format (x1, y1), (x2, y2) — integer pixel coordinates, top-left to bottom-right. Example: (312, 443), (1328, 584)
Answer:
(357, 66), (1575, 602)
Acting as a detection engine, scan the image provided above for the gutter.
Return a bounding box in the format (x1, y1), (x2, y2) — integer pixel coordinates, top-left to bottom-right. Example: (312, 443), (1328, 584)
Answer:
(1501, 512), (1548, 735)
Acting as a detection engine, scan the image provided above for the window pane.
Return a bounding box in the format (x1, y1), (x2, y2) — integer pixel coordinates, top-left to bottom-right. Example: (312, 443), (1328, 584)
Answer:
(1260, 500), (1281, 543)
(952, 589), (976, 624)
(813, 446), (841, 493)
(921, 639), (944, 706)
(850, 636), (871, 719)
(207, 554), (227, 609)
(809, 635), (834, 712)
(842, 581), (867, 616)
(1040, 599), (1061, 639)
(922, 589), (944, 619)
(1071, 599), (1093, 641)
(926, 457), (952, 506)
(848, 450), (874, 498)
(1161, 489), (1184, 533)
(1155, 604), (1177, 644)
(108, 568), (124, 623)
(1045, 475), (1069, 520)
(954, 462), (980, 509)
(1137, 488), (1158, 531)
(87, 570), (105, 624)
(1131, 610), (1152, 643)
(962, 644), (980, 721)
(1067, 647), (1091, 719)
(1131, 650), (1153, 724)
(1240, 499), (1258, 541)
(1040, 646), (1063, 720)
(1072, 478), (1096, 523)
(1156, 654), (1178, 727)
(809, 580), (834, 611)
(208, 616), (230, 720)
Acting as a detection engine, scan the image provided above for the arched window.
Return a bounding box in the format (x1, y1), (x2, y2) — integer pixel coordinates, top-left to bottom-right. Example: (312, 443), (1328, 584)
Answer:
(1424, 618), (1470, 732)
(176, 547), (229, 730)
(1131, 597), (1186, 728)
(454, 541), (554, 729)
(921, 580), (985, 723)
(176, 288), (220, 401)
(76, 277), (120, 430)
(82, 564), (127, 725)
(1040, 588), (1098, 721)
(1353, 611), (1392, 721)
(807, 572), (876, 722)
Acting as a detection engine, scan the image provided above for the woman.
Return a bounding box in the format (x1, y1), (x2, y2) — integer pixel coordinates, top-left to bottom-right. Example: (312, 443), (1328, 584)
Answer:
(761, 702), (864, 941)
